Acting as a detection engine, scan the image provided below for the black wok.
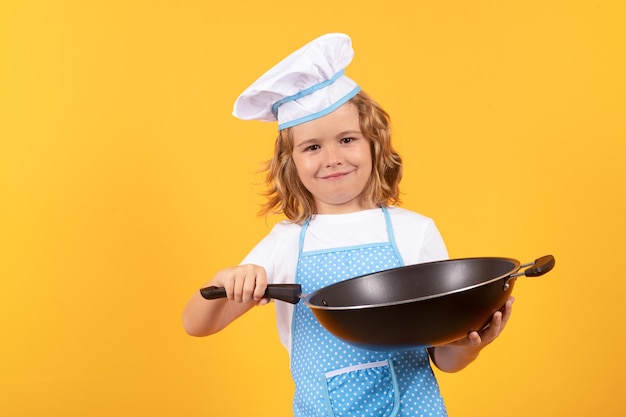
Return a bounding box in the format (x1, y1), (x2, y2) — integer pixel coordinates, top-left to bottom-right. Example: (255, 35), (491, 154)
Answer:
(200, 255), (555, 351)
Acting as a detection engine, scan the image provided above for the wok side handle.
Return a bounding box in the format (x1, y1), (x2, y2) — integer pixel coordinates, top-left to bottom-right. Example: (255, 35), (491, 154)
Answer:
(199, 284), (303, 305)
(509, 254), (556, 279)
(523, 255), (556, 277)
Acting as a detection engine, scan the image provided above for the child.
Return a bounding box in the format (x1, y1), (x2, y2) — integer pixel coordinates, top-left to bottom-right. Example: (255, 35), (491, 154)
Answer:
(182, 33), (513, 417)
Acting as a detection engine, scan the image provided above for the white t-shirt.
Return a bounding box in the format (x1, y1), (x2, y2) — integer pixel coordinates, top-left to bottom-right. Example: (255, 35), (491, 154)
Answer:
(240, 207), (448, 353)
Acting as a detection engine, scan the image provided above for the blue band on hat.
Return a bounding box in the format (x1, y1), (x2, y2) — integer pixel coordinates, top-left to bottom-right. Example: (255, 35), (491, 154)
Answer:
(278, 85), (361, 130)
(271, 69), (346, 119)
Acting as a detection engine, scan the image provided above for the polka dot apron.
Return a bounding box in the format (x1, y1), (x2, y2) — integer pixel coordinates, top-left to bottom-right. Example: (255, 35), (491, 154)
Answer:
(290, 207), (448, 417)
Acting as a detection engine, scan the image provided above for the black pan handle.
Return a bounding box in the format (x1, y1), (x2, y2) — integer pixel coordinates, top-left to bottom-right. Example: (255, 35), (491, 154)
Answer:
(504, 255), (555, 290)
(509, 254), (556, 279)
(523, 255), (556, 277)
(199, 284), (303, 305)
(199, 286), (227, 299)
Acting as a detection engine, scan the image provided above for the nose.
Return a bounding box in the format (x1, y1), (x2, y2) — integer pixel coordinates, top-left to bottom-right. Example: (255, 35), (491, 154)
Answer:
(323, 145), (342, 167)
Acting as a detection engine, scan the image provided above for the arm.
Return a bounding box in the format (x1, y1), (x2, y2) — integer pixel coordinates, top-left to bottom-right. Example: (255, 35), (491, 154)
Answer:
(181, 264), (269, 337)
(429, 297), (514, 373)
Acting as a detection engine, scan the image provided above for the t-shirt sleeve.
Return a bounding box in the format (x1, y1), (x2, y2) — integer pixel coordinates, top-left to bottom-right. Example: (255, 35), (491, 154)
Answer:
(417, 219), (449, 263)
(238, 221), (300, 285)
(239, 231), (279, 281)
(391, 208), (449, 265)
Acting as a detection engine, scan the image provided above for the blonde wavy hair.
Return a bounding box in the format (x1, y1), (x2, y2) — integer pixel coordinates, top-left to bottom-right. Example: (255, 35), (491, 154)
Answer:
(259, 90), (402, 224)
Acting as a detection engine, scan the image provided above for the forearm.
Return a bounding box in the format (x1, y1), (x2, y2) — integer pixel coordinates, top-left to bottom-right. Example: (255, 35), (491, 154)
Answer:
(429, 345), (481, 373)
(182, 282), (254, 337)
(182, 264), (267, 337)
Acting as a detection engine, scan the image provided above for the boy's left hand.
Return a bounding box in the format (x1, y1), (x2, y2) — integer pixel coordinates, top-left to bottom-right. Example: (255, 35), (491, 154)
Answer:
(429, 297), (515, 373)
(445, 296), (515, 349)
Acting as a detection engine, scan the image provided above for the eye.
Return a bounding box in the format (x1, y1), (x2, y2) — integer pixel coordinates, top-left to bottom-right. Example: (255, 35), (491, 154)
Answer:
(305, 144), (320, 152)
(340, 137), (354, 144)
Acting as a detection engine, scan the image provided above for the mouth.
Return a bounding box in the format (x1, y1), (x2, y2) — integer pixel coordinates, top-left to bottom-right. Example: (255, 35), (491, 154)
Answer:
(320, 171), (351, 180)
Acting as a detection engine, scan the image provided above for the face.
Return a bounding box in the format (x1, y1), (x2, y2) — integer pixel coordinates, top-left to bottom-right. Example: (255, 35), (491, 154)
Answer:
(291, 102), (374, 214)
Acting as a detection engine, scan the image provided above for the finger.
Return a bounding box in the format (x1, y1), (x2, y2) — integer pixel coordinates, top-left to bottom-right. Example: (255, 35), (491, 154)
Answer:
(251, 267), (268, 302)
(232, 269), (248, 302)
(238, 265), (268, 303)
(219, 269), (236, 301)
(239, 266), (257, 303)
(492, 310), (503, 329)
(476, 311), (501, 345)
(500, 297), (514, 328)
(257, 298), (271, 306)
(467, 331), (482, 347)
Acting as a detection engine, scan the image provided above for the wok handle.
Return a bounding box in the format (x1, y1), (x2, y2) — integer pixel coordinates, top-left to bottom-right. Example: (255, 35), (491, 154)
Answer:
(522, 255), (556, 277)
(509, 254), (556, 279)
(199, 284), (303, 305)
(504, 255), (555, 290)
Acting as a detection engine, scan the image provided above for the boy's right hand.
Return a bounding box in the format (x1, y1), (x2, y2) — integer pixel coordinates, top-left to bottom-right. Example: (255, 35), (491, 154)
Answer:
(214, 264), (269, 305)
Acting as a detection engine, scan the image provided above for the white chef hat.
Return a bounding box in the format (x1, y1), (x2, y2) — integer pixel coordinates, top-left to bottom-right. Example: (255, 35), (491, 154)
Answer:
(232, 33), (361, 130)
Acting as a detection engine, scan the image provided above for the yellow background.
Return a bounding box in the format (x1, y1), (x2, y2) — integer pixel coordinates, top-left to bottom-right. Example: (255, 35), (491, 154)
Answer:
(1, 1), (625, 416)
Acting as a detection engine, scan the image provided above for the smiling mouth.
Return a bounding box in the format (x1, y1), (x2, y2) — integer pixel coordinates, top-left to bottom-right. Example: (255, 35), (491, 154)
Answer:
(321, 171), (351, 180)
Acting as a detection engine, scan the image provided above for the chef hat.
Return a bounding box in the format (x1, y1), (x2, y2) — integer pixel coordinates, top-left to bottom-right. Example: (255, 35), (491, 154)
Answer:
(233, 33), (361, 130)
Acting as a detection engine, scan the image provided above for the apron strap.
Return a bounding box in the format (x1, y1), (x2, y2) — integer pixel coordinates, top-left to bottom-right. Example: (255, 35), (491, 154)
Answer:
(298, 218), (310, 256)
(381, 206), (405, 266)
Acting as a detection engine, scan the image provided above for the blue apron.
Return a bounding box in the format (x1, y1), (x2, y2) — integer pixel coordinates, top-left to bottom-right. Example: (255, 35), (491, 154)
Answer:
(290, 207), (447, 417)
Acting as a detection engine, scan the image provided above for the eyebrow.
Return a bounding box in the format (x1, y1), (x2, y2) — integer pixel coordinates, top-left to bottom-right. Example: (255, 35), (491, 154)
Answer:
(335, 130), (362, 138)
(294, 138), (318, 149)
(294, 130), (362, 148)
